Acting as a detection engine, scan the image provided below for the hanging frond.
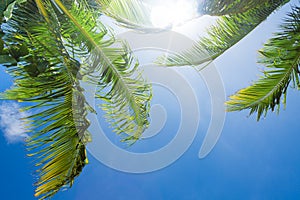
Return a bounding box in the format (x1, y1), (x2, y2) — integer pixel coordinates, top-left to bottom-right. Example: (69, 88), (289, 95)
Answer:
(1, 1), (91, 199)
(227, 5), (300, 120)
(199, 0), (277, 16)
(96, 0), (162, 32)
(0, 0), (152, 198)
(52, 0), (152, 142)
(97, 0), (277, 32)
(158, 0), (289, 66)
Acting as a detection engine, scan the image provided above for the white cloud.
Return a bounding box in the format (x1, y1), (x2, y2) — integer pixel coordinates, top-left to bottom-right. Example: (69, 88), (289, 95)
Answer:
(0, 102), (30, 143)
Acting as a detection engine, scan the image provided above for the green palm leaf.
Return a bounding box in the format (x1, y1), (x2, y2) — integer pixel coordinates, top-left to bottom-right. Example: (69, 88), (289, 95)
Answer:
(1, 1), (90, 199)
(52, 0), (152, 141)
(227, 5), (300, 120)
(97, 0), (161, 32)
(98, 0), (277, 31)
(1, 0), (151, 198)
(158, 0), (289, 66)
(200, 0), (279, 15)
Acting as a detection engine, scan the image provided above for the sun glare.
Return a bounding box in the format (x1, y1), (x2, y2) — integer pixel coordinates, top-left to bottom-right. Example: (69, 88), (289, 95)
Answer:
(150, 0), (198, 28)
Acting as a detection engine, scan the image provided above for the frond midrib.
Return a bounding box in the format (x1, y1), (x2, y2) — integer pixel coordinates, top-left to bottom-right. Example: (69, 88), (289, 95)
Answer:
(235, 60), (297, 110)
(53, 0), (143, 125)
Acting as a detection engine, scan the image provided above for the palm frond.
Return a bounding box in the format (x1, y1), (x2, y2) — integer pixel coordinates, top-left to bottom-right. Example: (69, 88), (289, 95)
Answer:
(96, 0), (282, 32)
(1, 1), (152, 198)
(52, 0), (152, 141)
(227, 5), (300, 120)
(1, 1), (91, 199)
(158, 0), (289, 66)
(199, 0), (278, 15)
(96, 0), (161, 32)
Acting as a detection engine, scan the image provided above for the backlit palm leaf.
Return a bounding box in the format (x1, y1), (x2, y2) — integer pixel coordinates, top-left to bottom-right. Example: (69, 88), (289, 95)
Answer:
(1, 1), (90, 199)
(97, 0), (160, 32)
(158, 0), (289, 66)
(1, 0), (151, 198)
(52, 0), (152, 141)
(200, 0), (279, 15)
(227, 5), (300, 120)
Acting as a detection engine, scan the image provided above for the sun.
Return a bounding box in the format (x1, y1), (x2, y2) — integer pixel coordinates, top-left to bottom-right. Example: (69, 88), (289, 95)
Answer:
(150, 0), (199, 28)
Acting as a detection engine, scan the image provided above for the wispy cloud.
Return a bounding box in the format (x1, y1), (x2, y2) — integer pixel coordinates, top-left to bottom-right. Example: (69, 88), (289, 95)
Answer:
(0, 102), (30, 143)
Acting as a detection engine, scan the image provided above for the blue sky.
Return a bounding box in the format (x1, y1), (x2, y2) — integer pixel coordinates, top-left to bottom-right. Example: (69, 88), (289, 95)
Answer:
(1, 1), (300, 199)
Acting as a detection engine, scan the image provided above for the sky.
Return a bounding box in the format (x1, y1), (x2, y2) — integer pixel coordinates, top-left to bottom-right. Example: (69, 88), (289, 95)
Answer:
(1, 1), (300, 199)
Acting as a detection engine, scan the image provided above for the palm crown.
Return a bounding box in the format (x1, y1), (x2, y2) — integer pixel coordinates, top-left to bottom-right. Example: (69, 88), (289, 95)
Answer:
(0, 0), (299, 199)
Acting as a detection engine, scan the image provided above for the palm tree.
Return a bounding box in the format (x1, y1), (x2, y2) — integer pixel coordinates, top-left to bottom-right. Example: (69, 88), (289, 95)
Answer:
(0, 0), (152, 199)
(1, 0), (299, 199)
